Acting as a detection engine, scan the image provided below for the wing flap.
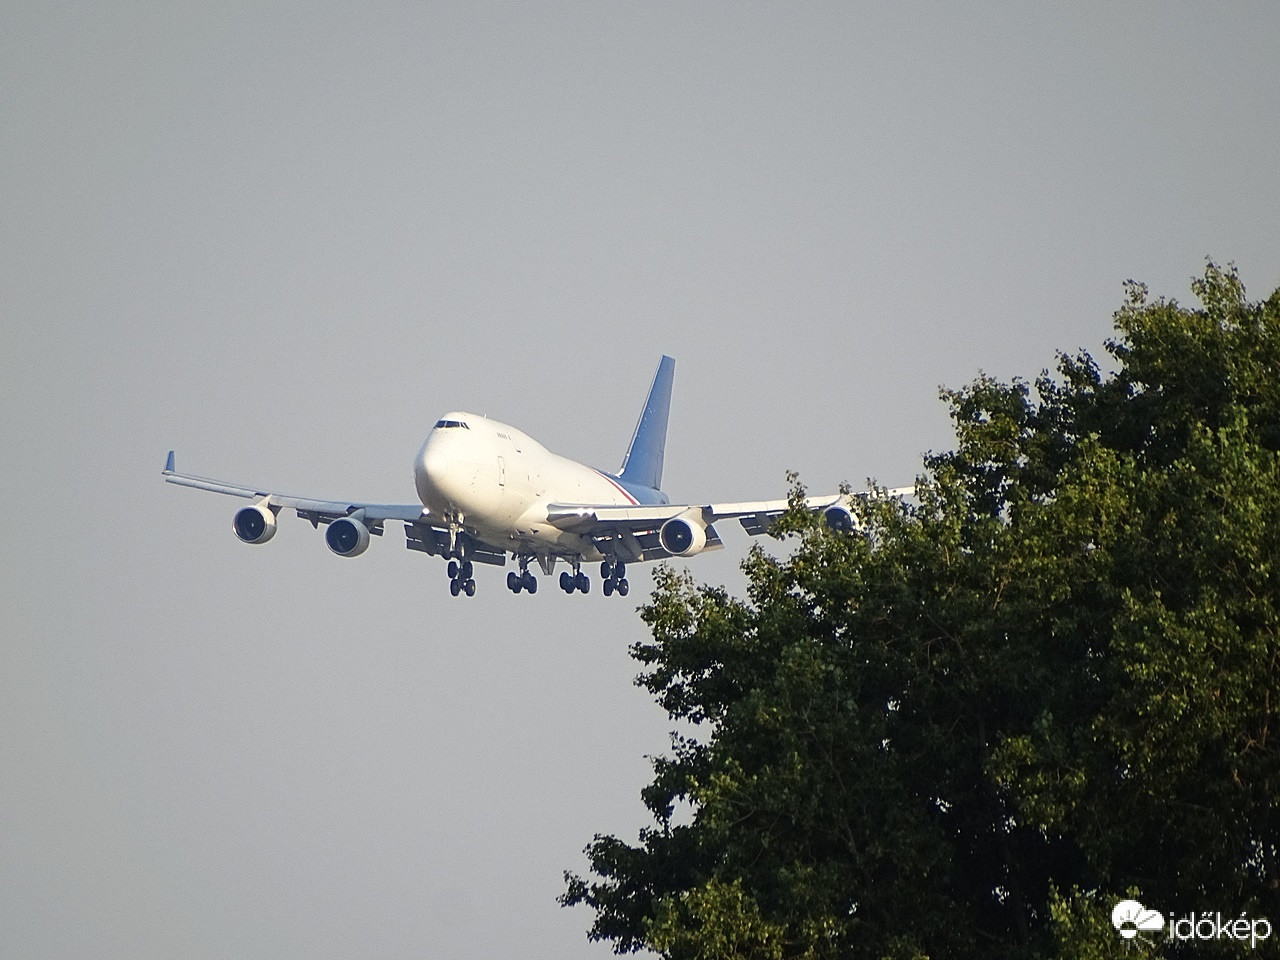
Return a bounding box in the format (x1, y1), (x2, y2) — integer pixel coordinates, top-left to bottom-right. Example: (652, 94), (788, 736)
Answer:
(404, 523), (507, 565)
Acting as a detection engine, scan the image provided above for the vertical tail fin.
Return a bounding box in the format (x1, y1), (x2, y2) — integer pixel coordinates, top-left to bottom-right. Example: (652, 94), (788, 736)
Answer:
(619, 355), (675, 492)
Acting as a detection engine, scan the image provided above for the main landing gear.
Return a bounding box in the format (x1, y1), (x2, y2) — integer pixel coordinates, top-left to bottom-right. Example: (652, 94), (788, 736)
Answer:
(500, 556), (629, 597)
(600, 559), (630, 597)
(507, 559), (538, 594)
(447, 558), (476, 597)
(560, 569), (590, 594)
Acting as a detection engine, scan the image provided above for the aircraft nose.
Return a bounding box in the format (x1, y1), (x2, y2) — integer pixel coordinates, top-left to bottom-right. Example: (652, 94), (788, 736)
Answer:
(418, 440), (444, 490)
(417, 437), (462, 507)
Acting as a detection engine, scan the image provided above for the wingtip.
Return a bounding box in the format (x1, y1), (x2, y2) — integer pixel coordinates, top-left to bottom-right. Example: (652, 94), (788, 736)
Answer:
(164, 450), (175, 474)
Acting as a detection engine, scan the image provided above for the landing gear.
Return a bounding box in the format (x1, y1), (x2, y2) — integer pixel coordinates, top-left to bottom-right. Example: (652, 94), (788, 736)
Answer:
(508, 568), (538, 594)
(508, 556), (539, 594)
(447, 556), (475, 597)
(560, 569), (590, 594)
(600, 559), (629, 598)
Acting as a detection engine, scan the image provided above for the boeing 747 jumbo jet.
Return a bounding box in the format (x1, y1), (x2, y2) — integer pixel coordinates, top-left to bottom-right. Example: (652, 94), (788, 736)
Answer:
(163, 356), (891, 597)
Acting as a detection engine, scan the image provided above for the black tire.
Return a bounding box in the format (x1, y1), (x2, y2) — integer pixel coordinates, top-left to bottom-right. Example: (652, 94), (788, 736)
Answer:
(464, 579), (476, 597)
(449, 578), (461, 597)
(560, 571), (572, 592)
(448, 560), (459, 580)
(603, 579), (614, 596)
(577, 572), (589, 594)
(508, 572), (520, 592)
(600, 560), (614, 579)
(461, 560), (474, 580)
(617, 579), (629, 597)
(525, 574), (538, 594)
(615, 562), (626, 579)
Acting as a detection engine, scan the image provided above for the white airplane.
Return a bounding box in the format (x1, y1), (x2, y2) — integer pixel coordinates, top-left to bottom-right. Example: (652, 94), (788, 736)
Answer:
(163, 356), (883, 597)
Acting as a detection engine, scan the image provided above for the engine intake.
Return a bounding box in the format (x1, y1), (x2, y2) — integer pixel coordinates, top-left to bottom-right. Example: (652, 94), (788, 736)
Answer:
(233, 504), (277, 544)
(326, 516), (371, 557)
(659, 516), (707, 557)
(823, 504), (856, 534)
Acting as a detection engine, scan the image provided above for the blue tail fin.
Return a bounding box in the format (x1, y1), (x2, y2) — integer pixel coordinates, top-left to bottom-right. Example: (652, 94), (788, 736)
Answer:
(619, 356), (675, 492)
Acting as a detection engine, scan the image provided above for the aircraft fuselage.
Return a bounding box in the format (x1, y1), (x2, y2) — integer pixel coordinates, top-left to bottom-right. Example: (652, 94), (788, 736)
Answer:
(414, 412), (667, 561)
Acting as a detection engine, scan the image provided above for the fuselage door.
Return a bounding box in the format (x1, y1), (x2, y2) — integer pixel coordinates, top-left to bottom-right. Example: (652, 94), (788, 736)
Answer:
(498, 455), (506, 487)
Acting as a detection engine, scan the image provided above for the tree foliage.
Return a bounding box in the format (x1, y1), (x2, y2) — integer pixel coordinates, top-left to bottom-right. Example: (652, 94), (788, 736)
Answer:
(562, 263), (1280, 959)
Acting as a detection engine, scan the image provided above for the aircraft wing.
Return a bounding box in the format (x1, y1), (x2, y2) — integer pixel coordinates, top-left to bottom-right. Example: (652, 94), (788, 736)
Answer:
(545, 495), (831, 532)
(545, 489), (912, 563)
(161, 451), (509, 565)
(162, 451), (427, 525)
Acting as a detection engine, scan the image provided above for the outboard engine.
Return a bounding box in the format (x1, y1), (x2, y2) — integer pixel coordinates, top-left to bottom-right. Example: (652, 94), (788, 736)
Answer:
(659, 516), (708, 557)
(233, 503), (277, 544)
(326, 516), (371, 557)
(823, 504), (856, 534)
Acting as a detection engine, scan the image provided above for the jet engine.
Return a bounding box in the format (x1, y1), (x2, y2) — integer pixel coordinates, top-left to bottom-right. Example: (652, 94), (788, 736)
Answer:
(233, 503), (277, 544)
(822, 504), (856, 534)
(659, 516), (707, 557)
(325, 516), (371, 557)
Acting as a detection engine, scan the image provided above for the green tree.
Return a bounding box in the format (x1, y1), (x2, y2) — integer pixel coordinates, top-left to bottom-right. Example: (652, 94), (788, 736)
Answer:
(562, 263), (1280, 959)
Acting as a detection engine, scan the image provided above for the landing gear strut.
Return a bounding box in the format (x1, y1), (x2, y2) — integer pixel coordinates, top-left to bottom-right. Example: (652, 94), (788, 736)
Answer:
(600, 559), (629, 597)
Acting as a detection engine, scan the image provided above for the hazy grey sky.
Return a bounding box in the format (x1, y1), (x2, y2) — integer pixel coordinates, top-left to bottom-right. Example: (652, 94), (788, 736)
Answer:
(3, 3), (1277, 957)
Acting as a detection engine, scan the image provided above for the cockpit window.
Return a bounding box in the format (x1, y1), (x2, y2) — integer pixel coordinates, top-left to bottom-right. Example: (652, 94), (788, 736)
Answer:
(434, 419), (469, 429)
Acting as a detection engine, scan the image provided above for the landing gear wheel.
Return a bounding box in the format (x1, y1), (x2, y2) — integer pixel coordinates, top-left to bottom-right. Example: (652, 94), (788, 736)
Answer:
(464, 578), (476, 597)
(600, 560), (614, 579)
(560, 571), (572, 592)
(461, 560), (474, 580)
(449, 578), (461, 597)
(448, 560), (459, 580)
(508, 571), (521, 592)
(524, 572), (538, 594)
(576, 572), (589, 594)
(603, 579), (614, 597)
(615, 562), (626, 579)
(617, 578), (630, 597)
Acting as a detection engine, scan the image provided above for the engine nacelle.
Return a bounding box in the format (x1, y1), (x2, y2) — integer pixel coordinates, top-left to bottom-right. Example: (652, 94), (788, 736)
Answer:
(659, 516), (708, 557)
(233, 503), (277, 544)
(823, 504), (856, 534)
(326, 516), (371, 557)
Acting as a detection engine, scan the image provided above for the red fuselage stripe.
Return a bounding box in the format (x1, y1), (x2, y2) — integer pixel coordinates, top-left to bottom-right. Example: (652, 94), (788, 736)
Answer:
(595, 469), (640, 505)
